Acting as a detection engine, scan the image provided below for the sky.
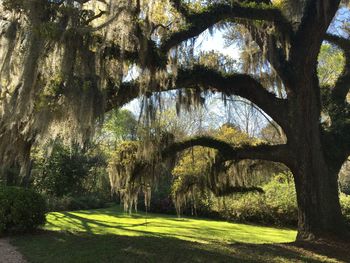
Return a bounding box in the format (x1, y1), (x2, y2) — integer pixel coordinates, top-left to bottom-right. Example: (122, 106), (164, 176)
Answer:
(195, 30), (241, 60)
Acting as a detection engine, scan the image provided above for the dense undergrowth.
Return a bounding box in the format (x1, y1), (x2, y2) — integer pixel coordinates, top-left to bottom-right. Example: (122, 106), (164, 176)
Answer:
(149, 173), (350, 228)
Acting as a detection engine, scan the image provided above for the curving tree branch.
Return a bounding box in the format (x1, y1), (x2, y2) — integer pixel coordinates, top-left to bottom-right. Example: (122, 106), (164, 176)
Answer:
(105, 65), (290, 134)
(169, 0), (190, 20)
(162, 135), (291, 166)
(175, 65), (290, 134)
(161, 2), (292, 54)
(324, 33), (350, 103)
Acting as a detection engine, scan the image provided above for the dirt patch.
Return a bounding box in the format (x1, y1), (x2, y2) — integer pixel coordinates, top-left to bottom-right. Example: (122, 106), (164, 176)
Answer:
(0, 238), (27, 263)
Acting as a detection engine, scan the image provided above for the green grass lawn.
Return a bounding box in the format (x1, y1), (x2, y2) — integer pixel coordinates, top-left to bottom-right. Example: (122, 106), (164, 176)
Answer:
(10, 206), (345, 263)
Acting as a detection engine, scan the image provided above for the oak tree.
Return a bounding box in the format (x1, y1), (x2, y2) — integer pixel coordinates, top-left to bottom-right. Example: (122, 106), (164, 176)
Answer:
(1, 0), (350, 241)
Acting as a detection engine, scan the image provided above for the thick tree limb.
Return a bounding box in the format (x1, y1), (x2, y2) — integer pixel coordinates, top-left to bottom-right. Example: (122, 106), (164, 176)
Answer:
(161, 3), (292, 54)
(325, 33), (350, 51)
(324, 33), (350, 102)
(106, 65), (290, 134)
(161, 2), (294, 97)
(162, 135), (291, 165)
(102, 2), (293, 75)
(105, 81), (141, 111)
(291, 0), (341, 69)
(176, 65), (290, 134)
(169, 0), (190, 20)
(103, 44), (139, 63)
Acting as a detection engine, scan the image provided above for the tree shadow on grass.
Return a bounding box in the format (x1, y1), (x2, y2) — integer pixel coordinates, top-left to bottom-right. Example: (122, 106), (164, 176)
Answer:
(40, 208), (350, 262)
(286, 240), (350, 263)
(11, 230), (348, 263)
(12, 231), (246, 263)
(46, 211), (296, 246)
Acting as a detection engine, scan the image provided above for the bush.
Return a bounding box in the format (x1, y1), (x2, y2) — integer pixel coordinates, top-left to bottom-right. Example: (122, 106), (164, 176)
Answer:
(340, 193), (350, 222)
(32, 142), (107, 198)
(149, 197), (176, 214)
(212, 173), (298, 227)
(211, 174), (350, 227)
(45, 194), (109, 212)
(0, 186), (46, 234)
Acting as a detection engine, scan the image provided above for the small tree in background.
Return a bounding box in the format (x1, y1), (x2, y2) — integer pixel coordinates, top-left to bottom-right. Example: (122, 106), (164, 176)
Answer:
(32, 142), (104, 197)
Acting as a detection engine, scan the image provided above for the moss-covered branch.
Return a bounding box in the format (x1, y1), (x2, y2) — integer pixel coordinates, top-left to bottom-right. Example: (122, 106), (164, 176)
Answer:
(102, 44), (139, 64)
(169, 0), (190, 20)
(106, 65), (290, 134)
(161, 2), (292, 54)
(175, 65), (290, 134)
(162, 136), (291, 165)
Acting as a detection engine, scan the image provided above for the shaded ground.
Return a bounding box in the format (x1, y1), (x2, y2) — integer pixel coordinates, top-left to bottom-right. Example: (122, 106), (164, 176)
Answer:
(0, 238), (26, 263)
(9, 206), (350, 262)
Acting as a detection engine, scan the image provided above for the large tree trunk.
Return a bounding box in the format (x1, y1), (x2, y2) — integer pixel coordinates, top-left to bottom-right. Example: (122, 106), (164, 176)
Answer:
(289, 75), (349, 241)
(292, 157), (347, 240)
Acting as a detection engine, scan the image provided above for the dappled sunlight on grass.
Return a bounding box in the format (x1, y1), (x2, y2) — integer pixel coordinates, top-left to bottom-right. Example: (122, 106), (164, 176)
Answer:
(45, 206), (296, 244)
(12, 206), (348, 263)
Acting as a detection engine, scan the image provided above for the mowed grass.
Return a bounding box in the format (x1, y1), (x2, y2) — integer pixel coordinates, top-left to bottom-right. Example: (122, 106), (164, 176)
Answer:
(45, 206), (295, 244)
(10, 206), (345, 263)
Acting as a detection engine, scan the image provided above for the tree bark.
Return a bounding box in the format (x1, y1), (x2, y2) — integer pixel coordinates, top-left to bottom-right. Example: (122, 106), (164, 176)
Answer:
(292, 156), (348, 240)
(289, 74), (349, 241)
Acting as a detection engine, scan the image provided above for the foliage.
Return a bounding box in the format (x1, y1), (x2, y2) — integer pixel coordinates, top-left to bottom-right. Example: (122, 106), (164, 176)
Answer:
(340, 177), (350, 195)
(0, 165), (21, 187)
(214, 173), (298, 227)
(339, 160), (350, 195)
(108, 141), (143, 213)
(108, 131), (175, 214)
(197, 50), (237, 72)
(211, 174), (350, 227)
(98, 109), (138, 151)
(318, 44), (345, 87)
(171, 146), (213, 215)
(32, 142), (105, 197)
(147, 174), (176, 214)
(0, 186), (46, 234)
(260, 121), (286, 144)
(171, 124), (277, 216)
(340, 193), (350, 222)
(45, 194), (110, 212)
(31, 140), (111, 211)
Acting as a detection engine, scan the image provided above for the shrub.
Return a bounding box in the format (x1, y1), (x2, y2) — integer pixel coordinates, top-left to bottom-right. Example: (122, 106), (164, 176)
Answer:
(0, 186), (46, 234)
(32, 141), (107, 198)
(45, 194), (109, 212)
(149, 197), (176, 214)
(212, 174), (350, 227)
(340, 193), (350, 222)
(212, 173), (298, 227)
